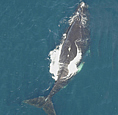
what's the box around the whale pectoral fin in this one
[23,96,56,115]
[77,62,85,73]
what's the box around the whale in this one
[23,2,90,115]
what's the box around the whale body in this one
[23,2,90,115]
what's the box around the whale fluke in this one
[23,96,56,115]
[23,2,90,115]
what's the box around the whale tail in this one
[23,96,56,115]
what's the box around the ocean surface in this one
[0,0,118,115]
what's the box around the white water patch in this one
[49,45,62,81]
[64,41,82,80]
[49,33,66,81]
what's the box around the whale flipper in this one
[23,96,56,115]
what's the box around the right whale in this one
[23,2,90,115]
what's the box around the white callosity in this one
[49,33,67,81]
[49,43,63,81]
[68,2,88,28]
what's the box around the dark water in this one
[0,0,118,115]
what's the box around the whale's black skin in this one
[23,2,90,115]
[48,2,90,99]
